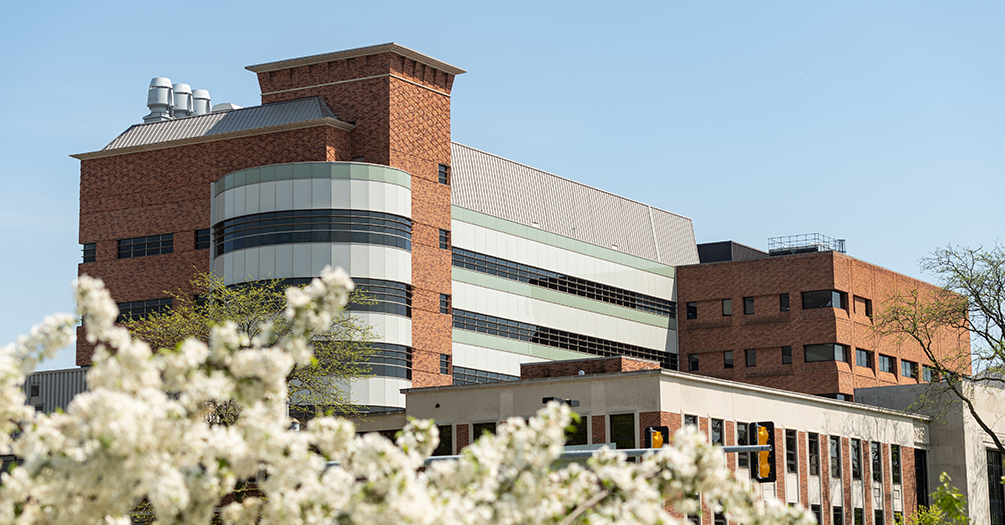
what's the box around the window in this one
[116,298,172,322]
[722,299,732,316]
[714,513,726,525]
[195,229,210,250]
[711,419,723,445]
[811,505,822,525]
[830,436,842,478]
[804,343,849,363]
[780,293,790,311]
[786,429,798,473]
[610,413,635,449]
[118,233,173,259]
[854,507,864,525]
[29,384,39,397]
[452,309,676,369]
[440,354,450,375]
[452,366,518,385]
[724,351,734,369]
[349,278,413,317]
[923,365,935,382]
[356,343,412,379]
[854,295,874,318]
[440,294,451,314]
[782,346,792,364]
[688,354,699,371]
[856,349,873,368]
[901,360,918,379]
[744,297,754,315]
[686,302,697,319]
[871,442,882,482]
[432,425,452,456]
[566,415,588,446]
[453,247,676,318]
[737,423,750,468]
[438,164,450,184]
[745,348,756,367]
[214,209,412,256]
[802,290,847,310]
[875,509,885,525]
[851,439,862,480]
[684,414,697,427]
[472,422,496,437]
[818,393,852,401]
[82,243,96,263]
[808,433,820,475]
[891,445,901,484]
[879,354,896,374]
[833,507,844,525]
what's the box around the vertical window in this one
[723,350,734,369]
[851,439,862,480]
[745,348,756,367]
[871,442,882,482]
[879,354,896,374]
[439,354,450,375]
[195,229,210,250]
[711,419,723,445]
[805,344,850,363]
[713,513,726,525]
[786,429,798,473]
[684,414,697,427]
[802,290,847,310]
[686,302,697,319]
[438,164,450,185]
[118,233,173,258]
[439,229,450,249]
[833,507,843,525]
[565,415,588,446]
[737,423,750,468]
[811,505,822,525]
[82,243,96,263]
[722,299,732,316]
[689,354,699,371]
[922,365,935,382]
[432,425,452,456]
[610,413,635,449]
[830,436,842,478]
[743,297,754,315]
[472,422,496,437]
[891,445,901,484]
[780,293,790,312]
[782,346,792,364]
[854,508,864,525]
[874,509,885,525]
[901,360,918,379]
[864,297,873,318]
[808,433,820,476]
[856,349,873,368]
[440,294,451,314]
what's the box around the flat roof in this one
[246,42,467,76]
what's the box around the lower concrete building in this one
[356,356,934,525]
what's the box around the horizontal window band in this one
[452,365,519,385]
[118,233,174,259]
[452,309,677,370]
[214,209,411,257]
[263,277,412,319]
[452,247,675,318]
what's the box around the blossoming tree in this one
[0,268,814,525]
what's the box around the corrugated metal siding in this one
[450,143,699,266]
[24,368,88,414]
[103,97,338,150]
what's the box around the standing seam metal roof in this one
[102,97,342,151]
[450,142,699,266]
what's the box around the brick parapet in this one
[521,356,660,380]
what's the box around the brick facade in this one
[678,250,971,399]
[521,356,661,380]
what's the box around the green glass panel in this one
[260,165,276,182]
[235,170,246,186]
[246,167,260,184]
[350,163,369,181]
[331,163,351,180]
[293,163,312,179]
[275,164,294,181]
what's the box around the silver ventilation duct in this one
[191,89,212,115]
[172,83,193,118]
[143,77,174,123]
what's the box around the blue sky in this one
[2,1,1003,370]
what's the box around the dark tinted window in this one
[439,354,450,375]
[355,343,411,380]
[566,415,588,446]
[786,429,798,473]
[805,343,849,363]
[746,348,756,367]
[808,433,820,475]
[724,350,733,369]
[871,442,882,482]
[857,349,873,368]
[851,439,862,479]
[117,298,172,322]
[439,229,450,249]
[438,164,449,184]
[610,413,635,449]
[684,414,697,427]
[711,419,723,444]
[195,229,210,250]
[432,425,452,456]
[82,243,96,263]
[737,423,749,468]
[453,366,518,385]
[743,297,754,315]
[686,302,697,319]
[830,436,842,478]
[782,346,792,364]
[833,507,843,525]
[780,293,790,311]
[722,298,732,316]
[802,290,847,310]
[891,445,901,483]
[118,234,173,259]
[440,294,451,314]
[902,360,918,378]
[879,354,896,373]
[472,422,496,437]
[689,354,699,371]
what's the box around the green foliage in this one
[122,271,378,419]
[897,473,972,525]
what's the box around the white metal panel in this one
[332,179,351,209]
[312,178,332,209]
[786,472,799,503]
[275,180,294,211]
[245,184,260,215]
[259,181,276,213]
[233,186,246,218]
[292,244,311,276]
[311,244,332,276]
[292,179,312,210]
[349,180,368,210]
[809,476,822,505]
[275,245,294,279]
[831,478,843,506]
[257,246,276,282]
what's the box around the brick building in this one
[677,237,970,401]
[73,43,697,412]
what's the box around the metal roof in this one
[71,97,352,159]
[246,42,466,76]
[450,142,699,266]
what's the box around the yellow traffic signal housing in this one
[752,421,776,483]
[645,426,669,448]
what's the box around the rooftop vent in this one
[171,83,193,118]
[143,78,174,123]
[192,89,212,115]
[142,77,213,122]
[211,102,243,113]
[768,233,846,256]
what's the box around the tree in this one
[121,271,378,420]
[898,473,973,525]
[874,243,1005,455]
[0,269,814,524]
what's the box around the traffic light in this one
[645,426,669,448]
[752,421,776,483]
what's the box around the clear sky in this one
[2,1,1003,370]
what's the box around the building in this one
[677,235,970,401]
[73,43,697,412]
[356,355,932,525]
